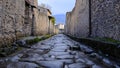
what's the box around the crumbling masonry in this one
[65,0,120,40]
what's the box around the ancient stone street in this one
[0,0,120,68]
[0,34,118,68]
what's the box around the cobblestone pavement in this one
[0,34,119,68]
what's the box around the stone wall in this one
[36,7,56,35]
[36,7,49,35]
[65,0,120,41]
[65,0,89,38]
[49,20,54,34]
[0,0,39,47]
[0,0,57,47]
[91,0,120,40]
[0,0,26,47]
[32,0,39,35]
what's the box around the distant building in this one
[56,24,65,33]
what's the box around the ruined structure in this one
[65,0,120,40]
[36,7,49,35]
[0,0,56,47]
[36,7,55,35]
[65,0,89,37]
[0,0,26,47]
[90,0,120,40]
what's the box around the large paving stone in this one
[80,45,94,54]
[20,56,44,61]
[64,65,69,68]
[9,54,23,62]
[68,63,89,68]
[36,61,64,68]
[51,46,68,52]
[44,57,56,61]
[32,45,51,50]
[76,58,86,63]
[58,59,74,64]
[84,59,94,65]
[92,65,103,68]
[7,62,39,68]
[55,44,68,46]
[51,48,67,52]
[48,51,70,56]
[56,54,74,59]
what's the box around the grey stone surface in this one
[0,34,118,68]
[0,0,56,47]
[65,0,120,41]
[92,65,102,68]
[56,54,74,59]
[76,58,86,63]
[37,61,63,68]
[0,0,39,46]
[48,51,70,56]
[65,0,89,38]
[91,0,120,40]
[68,63,89,68]
[7,62,39,68]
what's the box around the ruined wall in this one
[36,7,49,35]
[91,0,120,40]
[36,7,56,35]
[65,12,72,35]
[65,0,120,41]
[0,0,26,47]
[65,0,89,38]
[32,0,39,35]
[0,0,39,47]
[49,20,54,34]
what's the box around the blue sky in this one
[38,0,75,15]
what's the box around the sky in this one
[38,0,75,15]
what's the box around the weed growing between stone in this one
[26,34,52,45]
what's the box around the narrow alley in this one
[0,0,120,68]
[0,34,118,68]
